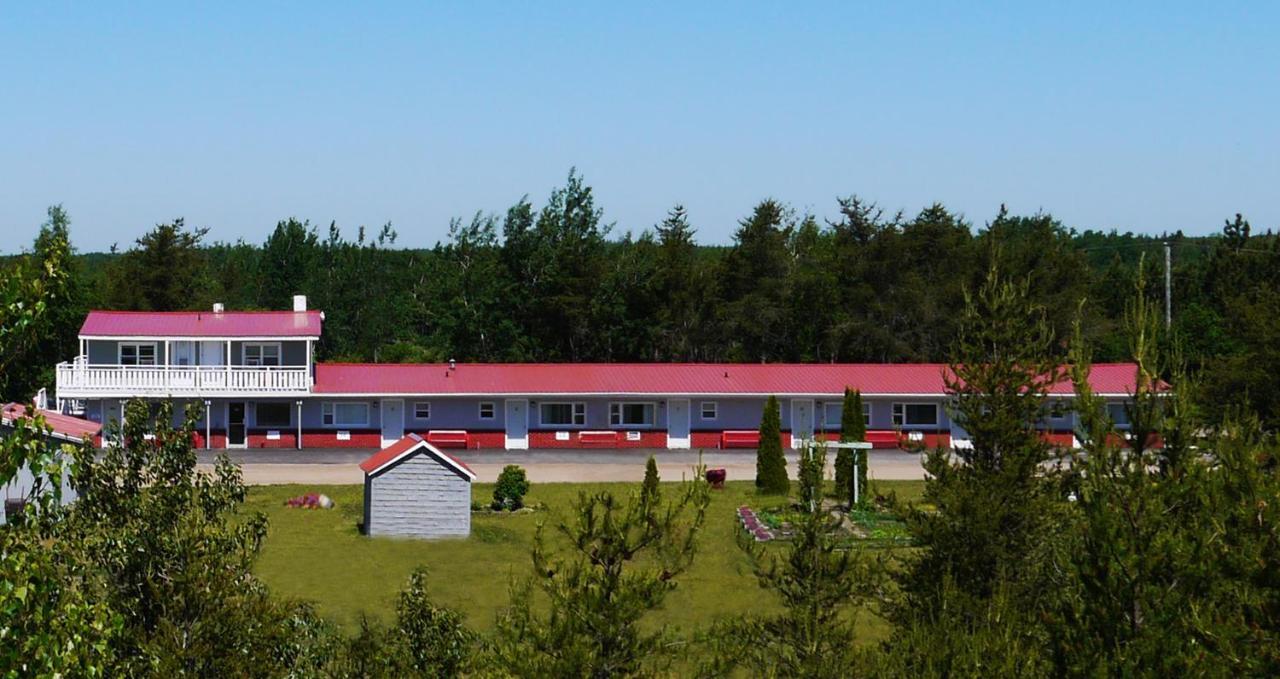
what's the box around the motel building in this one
[53,298,1139,451]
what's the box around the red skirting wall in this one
[470,431,506,449]
[527,430,667,449]
[301,430,382,448]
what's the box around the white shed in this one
[360,433,475,539]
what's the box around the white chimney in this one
[212,302,225,313]
[293,295,307,312]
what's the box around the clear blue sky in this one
[2,2,1276,252]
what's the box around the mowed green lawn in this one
[249,478,925,641]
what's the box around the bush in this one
[492,465,530,510]
[642,454,660,502]
[756,395,789,494]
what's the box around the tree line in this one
[4,170,1278,427]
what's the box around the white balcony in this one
[56,356,311,398]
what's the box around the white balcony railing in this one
[56,356,311,397]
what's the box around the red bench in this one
[720,430,761,449]
[578,431,619,446]
[426,430,470,449]
[864,430,901,448]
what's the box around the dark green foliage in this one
[0,207,76,401]
[641,454,660,503]
[104,218,212,311]
[755,395,788,494]
[833,388,869,507]
[488,474,711,677]
[709,442,881,677]
[388,568,473,677]
[894,263,1066,626]
[493,464,530,510]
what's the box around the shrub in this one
[492,465,530,510]
[642,454,660,503]
[756,395,789,494]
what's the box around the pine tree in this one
[756,395,789,494]
[708,442,880,677]
[834,388,868,507]
[641,454,660,503]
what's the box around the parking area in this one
[196,448,928,485]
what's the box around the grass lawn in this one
[249,478,924,642]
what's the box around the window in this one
[119,342,157,366]
[414,402,431,419]
[479,402,496,420]
[610,402,655,427]
[892,402,938,427]
[242,343,281,367]
[540,402,585,426]
[256,402,291,427]
[823,401,873,427]
[700,401,718,420]
[322,402,369,427]
[1106,403,1130,426]
[823,402,841,427]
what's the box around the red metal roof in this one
[2,403,102,442]
[360,433,476,479]
[316,362,1143,396]
[80,310,322,338]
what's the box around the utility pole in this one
[1163,241,1172,329]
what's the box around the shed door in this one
[504,399,528,450]
[381,399,404,448]
[667,399,690,449]
[790,399,815,449]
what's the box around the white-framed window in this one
[414,401,431,420]
[610,402,656,428]
[540,402,585,427]
[700,401,718,420]
[242,342,281,367]
[892,402,938,427]
[119,342,157,366]
[823,401,873,428]
[1106,402,1130,426]
[255,402,291,428]
[823,402,841,427]
[479,402,496,420]
[322,402,370,427]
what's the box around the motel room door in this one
[227,402,246,448]
[504,399,528,450]
[667,399,690,449]
[790,399,815,449]
[380,399,404,448]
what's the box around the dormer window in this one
[242,343,281,367]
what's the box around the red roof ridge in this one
[359,434,475,479]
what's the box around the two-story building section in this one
[55,298,1141,451]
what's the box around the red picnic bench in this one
[720,430,761,449]
[864,430,902,448]
[425,430,470,448]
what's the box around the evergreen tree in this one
[894,262,1067,625]
[756,395,789,494]
[709,442,880,677]
[257,218,319,308]
[641,454,660,503]
[488,477,710,676]
[104,218,212,311]
[834,388,869,507]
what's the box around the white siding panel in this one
[368,453,471,538]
